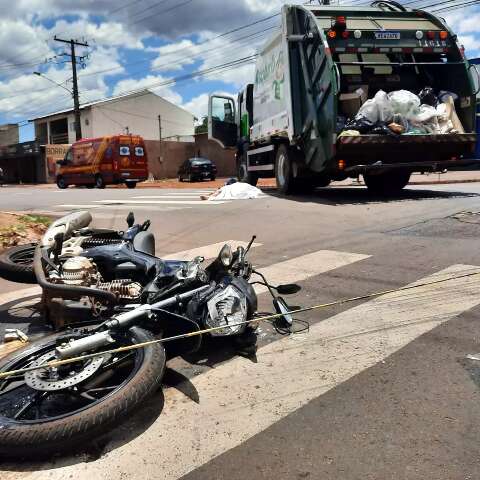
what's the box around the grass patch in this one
[0,213,52,250]
[19,214,52,228]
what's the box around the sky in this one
[0,0,478,142]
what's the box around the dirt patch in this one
[0,213,51,251]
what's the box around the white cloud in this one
[112,74,182,105]
[50,18,146,50]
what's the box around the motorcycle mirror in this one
[273,297,293,327]
[126,212,135,228]
[276,284,301,295]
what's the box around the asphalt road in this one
[2,182,480,479]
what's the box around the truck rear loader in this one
[208,1,479,195]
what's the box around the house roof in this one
[30,89,193,122]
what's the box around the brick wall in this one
[145,135,236,179]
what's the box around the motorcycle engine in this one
[61,256,98,285]
[206,285,247,336]
[51,256,142,300]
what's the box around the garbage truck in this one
[208,1,479,195]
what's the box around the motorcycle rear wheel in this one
[0,243,37,284]
[0,327,165,458]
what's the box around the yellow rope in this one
[1,268,479,380]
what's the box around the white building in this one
[32,90,195,145]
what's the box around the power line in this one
[110,0,149,15]
[129,0,195,27]
[77,13,279,81]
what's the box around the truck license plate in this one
[375,32,401,40]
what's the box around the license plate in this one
[375,32,400,40]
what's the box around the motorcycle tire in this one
[0,327,165,458]
[0,243,37,284]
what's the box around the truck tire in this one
[0,243,37,284]
[0,327,165,458]
[364,171,411,195]
[275,144,298,195]
[366,171,411,194]
[126,181,137,189]
[237,152,258,186]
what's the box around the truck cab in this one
[209,1,479,195]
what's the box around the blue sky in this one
[0,0,477,142]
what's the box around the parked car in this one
[56,135,149,189]
[178,157,217,182]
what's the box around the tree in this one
[195,116,208,135]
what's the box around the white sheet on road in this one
[207,182,264,201]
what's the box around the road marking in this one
[134,193,215,198]
[131,195,210,200]
[55,205,192,212]
[91,200,230,206]
[255,250,370,295]
[163,240,263,261]
[26,264,480,480]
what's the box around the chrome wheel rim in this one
[277,153,287,187]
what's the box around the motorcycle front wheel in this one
[0,327,165,458]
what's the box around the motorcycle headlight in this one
[219,244,233,267]
[206,285,247,336]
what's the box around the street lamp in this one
[33,72,73,97]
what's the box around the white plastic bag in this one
[355,98,378,123]
[388,90,420,119]
[374,90,394,122]
[413,104,438,123]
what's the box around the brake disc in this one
[24,351,107,391]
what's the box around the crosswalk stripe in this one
[254,250,370,295]
[91,200,230,206]
[134,193,214,198]
[33,264,480,480]
[131,195,210,200]
[55,204,193,211]
[163,240,263,261]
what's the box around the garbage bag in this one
[374,90,394,123]
[344,117,374,134]
[338,130,361,138]
[413,104,438,123]
[388,90,420,120]
[355,98,378,123]
[418,87,438,107]
[438,90,458,104]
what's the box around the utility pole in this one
[158,115,163,163]
[54,36,89,141]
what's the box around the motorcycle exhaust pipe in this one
[56,331,115,359]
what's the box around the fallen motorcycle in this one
[0,211,300,457]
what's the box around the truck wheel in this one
[237,152,258,186]
[275,145,298,195]
[364,171,411,195]
[126,182,137,189]
[56,176,68,189]
[95,175,106,189]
